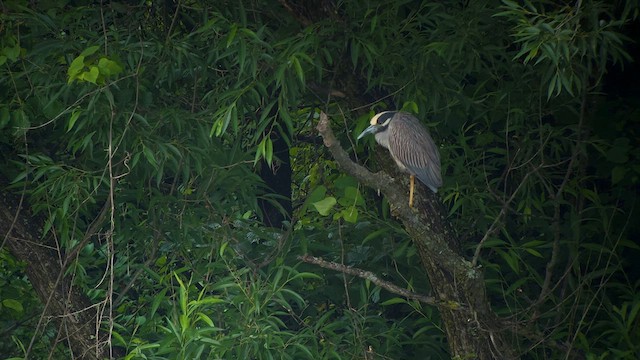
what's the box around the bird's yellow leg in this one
[409,175,415,208]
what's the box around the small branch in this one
[63,200,110,267]
[536,90,587,306]
[100,0,108,55]
[166,0,182,40]
[298,254,440,306]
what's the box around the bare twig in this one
[166,0,182,40]
[536,90,587,307]
[298,255,439,306]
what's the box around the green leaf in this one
[381,297,408,306]
[2,299,24,313]
[67,55,86,83]
[339,186,364,207]
[97,57,123,76]
[496,249,520,274]
[111,331,128,348]
[524,248,543,258]
[3,44,20,61]
[522,240,548,248]
[226,23,238,48]
[80,45,100,57]
[501,0,520,9]
[142,145,158,169]
[192,297,224,307]
[80,66,100,84]
[401,101,419,114]
[67,108,82,132]
[215,102,236,137]
[254,136,266,165]
[179,314,189,334]
[619,238,640,250]
[312,197,336,216]
[291,56,304,84]
[341,206,358,223]
[301,185,327,214]
[265,137,273,166]
[547,74,557,99]
[196,312,215,327]
[334,176,358,190]
[219,242,228,257]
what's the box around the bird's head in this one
[357,111,397,140]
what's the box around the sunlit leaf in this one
[312,197,336,216]
[2,299,23,313]
[80,45,100,57]
[341,206,358,223]
[67,108,82,132]
[67,55,85,83]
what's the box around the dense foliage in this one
[1,0,638,359]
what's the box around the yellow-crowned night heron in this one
[357,111,442,207]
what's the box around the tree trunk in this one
[316,112,515,359]
[0,183,112,359]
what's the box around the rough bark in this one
[0,183,111,359]
[317,112,515,360]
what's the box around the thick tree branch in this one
[317,112,465,272]
[316,112,391,190]
[0,181,113,359]
[316,111,516,359]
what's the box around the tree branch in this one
[0,183,114,359]
[316,112,463,270]
[315,111,516,360]
[316,112,392,190]
[298,254,440,306]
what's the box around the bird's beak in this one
[357,124,379,140]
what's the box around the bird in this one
[357,111,442,207]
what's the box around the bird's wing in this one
[388,113,442,192]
